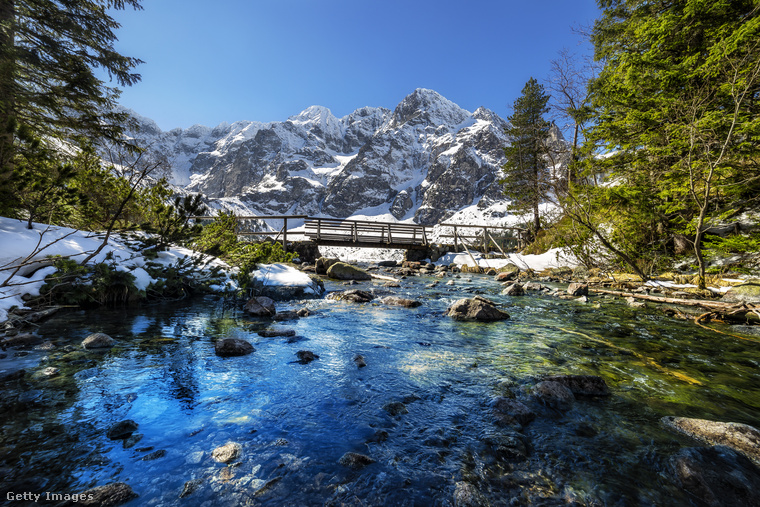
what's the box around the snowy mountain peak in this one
[118,89,564,225]
[391,88,471,129]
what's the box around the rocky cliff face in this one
[121,88,559,225]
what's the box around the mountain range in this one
[121,88,564,225]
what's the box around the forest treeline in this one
[1,1,759,293]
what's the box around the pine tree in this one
[0,0,143,193]
[501,77,552,236]
[585,0,760,287]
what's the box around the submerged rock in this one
[661,416,760,465]
[74,482,138,506]
[244,296,276,317]
[326,262,372,281]
[383,401,408,416]
[327,289,374,303]
[491,397,536,426]
[212,442,241,463]
[296,350,319,364]
[82,332,115,349]
[669,446,760,507]
[453,481,489,507]
[446,296,510,322]
[1,333,44,348]
[273,310,299,321]
[179,478,203,499]
[107,420,139,440]
[353,354,367,368]
[257,328,296,338]
[379,296,422,308]
[214,338,255,357]
[533,381,575,411]
[542,374,610,396]
[338,451,375,469]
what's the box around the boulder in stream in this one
[73,482,138,506]
[326,262,372,281]
[106,420,138,440]
[215,338,255,357]
[212,442,242,463]
[533,381,575,411]
[490,397,536,426]
[327,289,374,303]
[338,451,375,469]
[501,283,525,296]
[669,445,760,507]
[82,332,115,349]
[721,279,760,304]
[567,283,589,296]
[542,374,610,396]
[296,350,319,364]
[244,296,276,317]
[446,296,510,322]
[379,296,422,308]
[661,416,760,465]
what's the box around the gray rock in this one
[722,280,760,304]
[82,332,115,349]
[453,481,488,507]
[140,449,166,461]
[669,446,760,507]
[353,354,367,368]
[214,338,255,357]
[327,289,374,303]
[542,374,610,396]
[315,257,340,275]
[211,442,241,463]
[567,282,589,296]
[74,482,138,506]
[1,333,44,348]
[495,264,520,282]
[501,283,525,296]
[243,296,276,317]
[326,262,372,281]
[379,296,422,308]
[179,478,203,499]
[272,310,299,321]
[107,420,139,440]
[534,381,575,411]
[446,296,510,321]
[661,416,760,465]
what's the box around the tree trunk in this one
[0,0,16,175]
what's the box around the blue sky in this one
[107,0,601,131]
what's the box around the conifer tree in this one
[0,0,143,199]
[584,0,760,287]
[501,77,552,237]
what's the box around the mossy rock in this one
[326,262,371,281]
[722,279,760,304]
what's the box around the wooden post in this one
[317,219,321,240]
[482,227,488,253]
[283,217,288,251]
[352,222,358,242]
[387,224,393,244]
[454,226,459,252]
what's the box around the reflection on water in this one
[1,273,759,505]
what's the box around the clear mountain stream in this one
[1,270,759,505]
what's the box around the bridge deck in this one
[303,217,428,250]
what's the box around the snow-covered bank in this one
[436,247,579,272]
[0,217,237,323]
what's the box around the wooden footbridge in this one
[191,215,527,253]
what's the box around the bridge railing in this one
[303,217,428,247]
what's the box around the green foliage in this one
[143,256,227,299]
[192,211,295,290]
[703,233,760,256]
[501,77,552,235]
[39,256,141,307]
[1,125,79,228]
[137,183,206,248]
[1,0,144,175]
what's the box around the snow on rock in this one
[0,216,237,324]
[435,248,579,272]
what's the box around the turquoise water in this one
[1,272,759,505]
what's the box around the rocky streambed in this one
[1,260,760,506]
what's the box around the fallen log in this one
[589,287,759,326]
